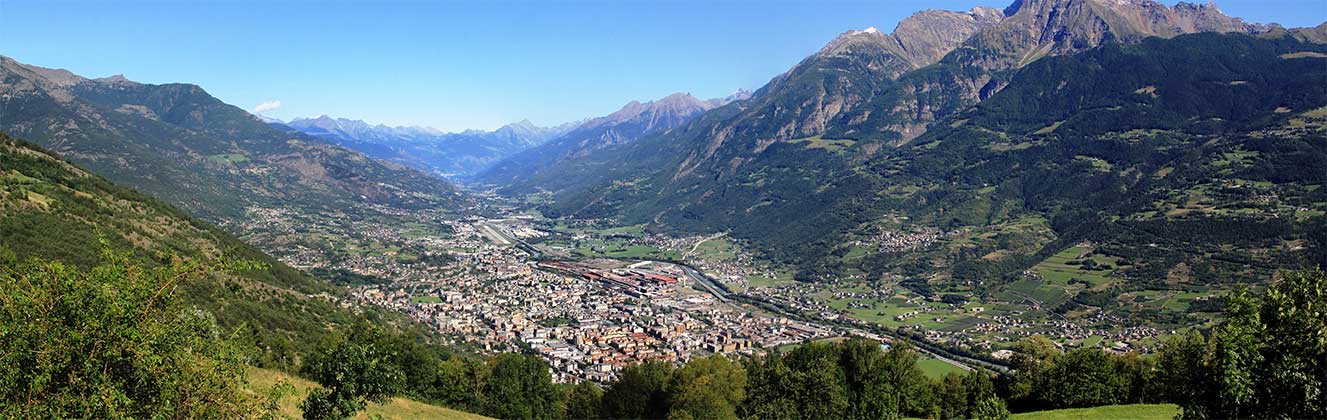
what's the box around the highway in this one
[676,260,1001,373]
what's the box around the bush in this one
[0,246,283,418]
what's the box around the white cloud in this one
[250,100,282,114]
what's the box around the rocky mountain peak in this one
[711,89,754,106]
[818,26,893,56]
[887,6,1008,67]
[965,0,1274,73]
[93,74,138,85]
[657,92,700,105]
[817,5,1007,71]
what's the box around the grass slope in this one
[1010,404,1180,420]
[916,357,968,380]
[246,368,491,420]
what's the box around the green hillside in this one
[0,133,424,370]
[537,33,1326,291]
[0,56,458,224]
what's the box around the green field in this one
[247,367,491,420]
[916,357,967,380]
[574,242,679,260]
[411,296,444,304]
[787,134,857,152]
[746,268,795,287]
[1010,404,1180,420]
[1032,245,1119,288]
[689,236,738,261]
[207,153,249,164]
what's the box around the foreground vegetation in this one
[0,134,431,371]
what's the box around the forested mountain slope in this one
[545,32,1326,290]
[0,133,423,370]
[502,0,1273,207]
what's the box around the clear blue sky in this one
[1,0,1322,131]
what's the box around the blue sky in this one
[2,0,1322,131]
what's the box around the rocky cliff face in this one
[886,7,1009,68]
[747,7,1009,146]
[963,0,1269,70]
[833,0,1275,146]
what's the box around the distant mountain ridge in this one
[282,115,576,178]
[477,90,750,185]
[0,55,459,225]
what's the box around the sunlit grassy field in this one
[245,367,492,420]
[916,357,968,380]
[1010,404,1181,420]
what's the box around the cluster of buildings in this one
[347,218,833,383]
[854,226,944,253]
[249,194,1176,382]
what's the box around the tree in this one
[434,357,486,411]
[935,370,1002,420]
[970,397,1010,420]
[564,381,604,420]
[1005,335,1059,410]
[1040,347,1128,408]
[0,247,283,418]
[1156,331,1213,418]
[482,353,561,420]
[603,361,673,420]
[785,343,851,419]
[667,355,747,420]
[1111,352,1156,404]
[739,354,800,420]
[1207,288,1264,419]
[840,338,898,420]
[1256,268,1326,418]
[876,342,933,418]
[300,327,406,420]
[1153,269,1325,419]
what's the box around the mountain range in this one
[480,0,1327,286]
[478,90,752,185]
[281,116,578,178]
[0,56,460,225]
